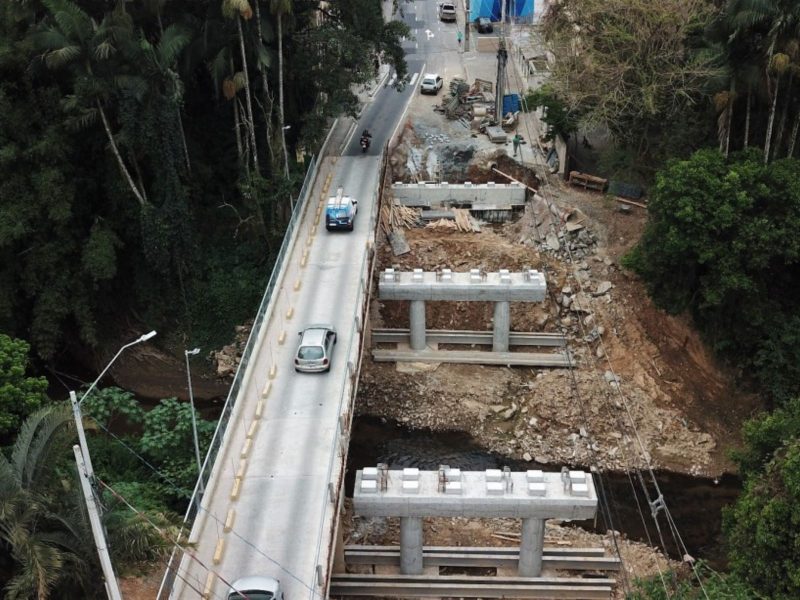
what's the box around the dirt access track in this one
[356,95,761,479]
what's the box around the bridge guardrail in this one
[158,125,333,598]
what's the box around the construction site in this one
[340,1,758,596]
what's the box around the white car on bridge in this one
[294,324,337,372]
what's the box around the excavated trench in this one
[346,417,740,568]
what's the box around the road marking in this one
[409,72,419,86]
[213,539,225,564]
[425,28,434,39]
[223,509,235,533]
[202,573,215,599]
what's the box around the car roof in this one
[228,576,280,594]
[300,325,334,345]
[423,73,440,79]
[327,195,353,206]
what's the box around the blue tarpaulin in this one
[470,0,534,21]
[503,94,521,116]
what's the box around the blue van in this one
[325,188,358,231]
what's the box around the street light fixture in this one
[184,347,204,496]
[70,330,157,600]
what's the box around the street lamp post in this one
[71,330,157,600]
[184,347,204,495]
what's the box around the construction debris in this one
[438,76,496,128]
[381,202,421,232]
[423,209,479,233]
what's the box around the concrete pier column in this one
[399,517,424,574]
[518,517,545,576]
[409,300,427,351]
[492,301,510,352]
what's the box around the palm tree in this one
[222,0,260,174]
[764,52,790,163]
[251,0,277,168]
[36,0,149,207]
[0,405,94,599]
[726,0,800,160]
[270,0,292,179]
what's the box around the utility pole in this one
[184,347,205,496]
[74,445,123,600]
[495,40,508,124]
[464,0,470,51]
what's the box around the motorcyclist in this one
[360,129,371,152]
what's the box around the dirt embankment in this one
[358,123,761,478]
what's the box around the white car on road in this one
[420,73,444,95]
[227,576,283,600]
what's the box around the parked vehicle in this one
[227,576,283,600]
[294,325,337,373]
[476,17,493,33]
[438,2,456,21]
[420,73,444,95]
[325,187,358,231]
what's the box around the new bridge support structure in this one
[378,268,547,352]
[354,467,598,577]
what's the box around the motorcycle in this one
[360,135,370,153]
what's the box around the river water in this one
[347,417,740,567]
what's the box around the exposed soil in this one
[358,119,762,478]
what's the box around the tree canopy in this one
[0,334,49,442]
[0,0,408,360]
[624,148,800,402]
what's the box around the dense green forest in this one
[0,0,408,360]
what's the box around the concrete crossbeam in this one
[392,182,526,210]
[379,269,546,302]
[353,470,597,520]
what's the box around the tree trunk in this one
[277,11,290,179]
[97,101,147,207]
[233,89,244,167]
[177,107,192,174]
[774,70,794,160]
[744,85,751,149]
[764,74,780,164]
[724,80,734,157]
[788,107,800,158]
[252,0,276,169]
[236,15,260,173]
